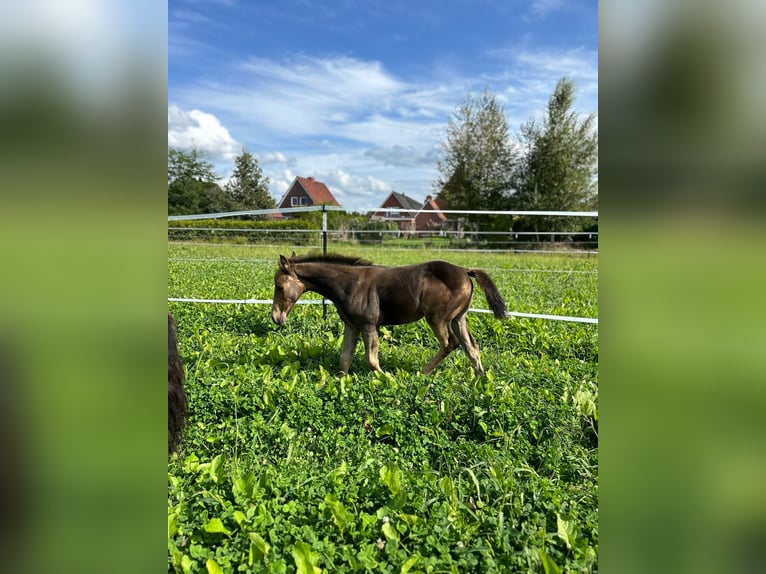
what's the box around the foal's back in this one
[367,261,473,326]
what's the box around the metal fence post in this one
[322,205,328,318]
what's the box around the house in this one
[371,191,423,233]
[414,195,449,234]
[276,176,341,212]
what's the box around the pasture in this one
[168,243,598,573]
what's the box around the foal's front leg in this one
[361,326,383,372]
[339,324,360,373]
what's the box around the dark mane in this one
[293,252,374,266]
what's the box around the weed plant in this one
[168,244,598,573]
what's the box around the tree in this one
[512,77,598,235]
[225,148,275,213]
[167,148,220,215]
[435,89,517,227]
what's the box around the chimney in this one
[308,176,314,182]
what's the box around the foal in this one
[271,254,507,376]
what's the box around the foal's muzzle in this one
[271,308,286,326]
[272,304,293,326]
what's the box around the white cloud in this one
[259,151,294,166]
[169,49,597,211]
[241,54,403,104]
[321,169,391,206]
[515,49,598,83]
[185,54,406,136]
[167,104,240,161]
[364,145,438,168]
[173,54,460,143]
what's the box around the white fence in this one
[168,207,598,324]
[168,205,598,254]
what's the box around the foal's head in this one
[271,254,305,326]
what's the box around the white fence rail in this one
[168,206,598,221]
[168,207,598,324]
[167,297,598,325]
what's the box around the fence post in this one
[322,205,328,319]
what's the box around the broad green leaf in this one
[292,541,321,574]
[206,559,224,574]
[379,462,402,496]
[204,517,231,536]
[168,512,178,539]
[356,544,378,570]
[330,460,348,486]
[248,532,271,561]
[376,423,394,437]
[439,476,455,498]
[382,522,399,542]
[324,494,351,532]
[539,549,562,574]
[401,554,420,574]
[180,554,193,574]
[210,453,225,484]
[556,514,576,549]
[391,490,407,511]
[233,472,255,500]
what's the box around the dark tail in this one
[468,270,508,319]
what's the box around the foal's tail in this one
[468,270,508,319]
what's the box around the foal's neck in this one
[296,262,358,301]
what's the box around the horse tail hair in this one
[468,270,508,319]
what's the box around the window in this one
[300,197,308,206]
[291,197,298,206]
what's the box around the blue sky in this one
[169,0,597,212]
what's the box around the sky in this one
[168,0,598,213]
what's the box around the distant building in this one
[415,195,449,234]
[371,191,423,233]
[370,192,453,235]
[276,176,341,214]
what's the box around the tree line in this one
[436,77,597,234]
[169,76,597,234]
[168,148,275,216]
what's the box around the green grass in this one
[168,243,598,573]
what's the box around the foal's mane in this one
[292,252,374,267]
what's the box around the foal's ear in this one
[291,251,297,258]
[279,255,291,273]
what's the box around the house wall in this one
[372,195,401,219]
[369,195,413,233]
[279,184,312,209]
[415,208,448,234]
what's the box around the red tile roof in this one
[296,176,340,206]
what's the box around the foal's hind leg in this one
[451,314,484,376]
[361,326,383,372]
[422,319,460,375]
[339,324,360,373]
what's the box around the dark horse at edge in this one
[168,313,187,454]
[271,253,507,376]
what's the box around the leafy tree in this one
[435,89,517,227]
[225,148,275,213]
[512,77,598,235]
[167,148,220,215]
